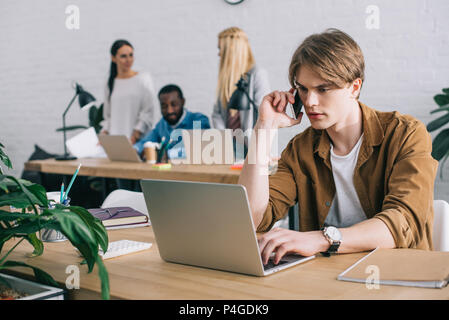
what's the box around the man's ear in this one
[350,78,363,99]
[181,98,186,107]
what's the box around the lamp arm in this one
[63,93,78,118]
[61,93,78,156]
[243,89,257,108]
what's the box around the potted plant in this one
[427,87,449,178]
[0,142,110,299]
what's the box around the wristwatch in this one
[320,226,342,257]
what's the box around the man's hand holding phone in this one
[256,88,303,130]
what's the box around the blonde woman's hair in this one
[217,27,255,109]
[289,28,365,97]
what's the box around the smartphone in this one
[291,90,303,119]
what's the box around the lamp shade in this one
[75,83,96,109]
[227,76,250,110]
[56,83,97,161]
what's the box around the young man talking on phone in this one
[238,28,438,265]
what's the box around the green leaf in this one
[0,260,59,288]
[0,210,39,222]
[55,125,88,132]
[5,176,44,213]
[0,175,8,193]
[0,233,13,255]
[96,256,110,300]
[1,218,53,236]
[0,143,13,171]
[95,104,104,124]
[68,206,108,253]
[89,106,98,127]
[430,105,449,114]
[431,128,449,161]
[42,207,99,273]
[24,233,44,257]
[0,191,33,208]
[439,151,449,179]
[27,183,48,208]
[442,88,449,95]
[427,113,449,132]
[434,94,449,107]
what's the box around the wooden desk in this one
[4,227,449,300]
[24,158,240,184]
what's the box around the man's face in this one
[295,65,361,131]
[160,91,185,125]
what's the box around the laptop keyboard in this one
[263,258,290,271]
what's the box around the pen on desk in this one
[164,139,173,151]
[60,182,64,203]
[62,163,82,203]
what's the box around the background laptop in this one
[140,179,315,276]
[98,135,142,163]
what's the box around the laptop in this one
[140,179,315,276]
[98,135,142,163]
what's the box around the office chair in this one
[433,199,449,251]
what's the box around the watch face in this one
[326,227,342,242]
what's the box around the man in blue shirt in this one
[134,84,210,159]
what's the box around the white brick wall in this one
[1,0,448,200]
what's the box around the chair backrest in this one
[433,200,449,251]
[101,189,148,216]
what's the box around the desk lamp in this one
[56,83,96,161]
[227,75,256,111]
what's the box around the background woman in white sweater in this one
[100,39,157,144]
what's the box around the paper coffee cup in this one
[144,142,157,164]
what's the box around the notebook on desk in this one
[98,134,142,163]
[140,179,315,276]
[338,247,449,288]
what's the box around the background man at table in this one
[134,84,211,160]
[238,28,438,266]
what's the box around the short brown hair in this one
[289,28,365,91]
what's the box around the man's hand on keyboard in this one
[257,228,328,265]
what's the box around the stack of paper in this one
[66,127,107,158]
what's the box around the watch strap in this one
[320,241,340,257]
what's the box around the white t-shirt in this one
[101,72,157,138]
[324,134,367,228]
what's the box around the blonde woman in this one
[212,27,270,132]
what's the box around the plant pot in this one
[0,273,64,300]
